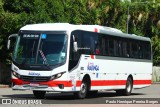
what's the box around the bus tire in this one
[33,91,46,99]
[74,81,88,99]
[125,77,133,96]
[116,77,133,96]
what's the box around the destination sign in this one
[23,34,39,38]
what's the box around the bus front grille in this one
[21,75,50,82]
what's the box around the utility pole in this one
[126,6,130,34]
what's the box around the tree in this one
[0,0,160,68]
[152,35,160,65]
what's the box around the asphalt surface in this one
[0,84,159,104]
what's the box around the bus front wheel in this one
[33,91,46,99]
[74,81,88,99]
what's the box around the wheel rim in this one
[80,83,86,94]
[127,80,132,93]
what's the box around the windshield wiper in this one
[39,49,51,70]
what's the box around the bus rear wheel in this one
[116,77,133,96]
[74,81,88,99]
[33,91,46,99]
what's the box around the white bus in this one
[7,23,152,99]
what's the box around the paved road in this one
[0,84,159,104]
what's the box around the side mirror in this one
[73,42,78,52]
[7,34,18,50]
[7,40,11,50]
[72,35,78,52]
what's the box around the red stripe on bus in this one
[12,78,24,85]
[133,80,151,85]
[90,80,126,86]
[12,79,72,87]
[90,80,151,86]
[12,79,151,87]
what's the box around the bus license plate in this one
[30,83,39,87]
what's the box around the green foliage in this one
[0,0,160,66]
[152,35,160,65]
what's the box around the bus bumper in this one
[12,85,73,92]
[11,79,80,92]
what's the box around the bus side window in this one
[95,41,100,55]
[131,41,138,58]
[101,36,106,56]
[143,42,151,59]
[114,40,118,56]
[108,39,114,56]
[138,43,143,59]
[90,36,95,55]
[69,30,81,71]
[105,38,109,56]
[123,42,127,57]
[114,39,122,57]
[123,40,130,58]
[118,41,122,57]
[81,32,92,55]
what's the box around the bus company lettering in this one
[28,72,40,76]
[87,62,99,71]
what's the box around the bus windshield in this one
[13,31,67,66]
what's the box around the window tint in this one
[108,39,114,56]
[137,43,143,59]
[143,42,151,59]
[123,41,130,57]
[69,30,151,70]
[131,41,139,58]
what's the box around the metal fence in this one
[152,66,160,83]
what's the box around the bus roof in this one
[20,23,151,42]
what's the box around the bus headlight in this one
[12,71,21,79]
[50,71,66,80]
